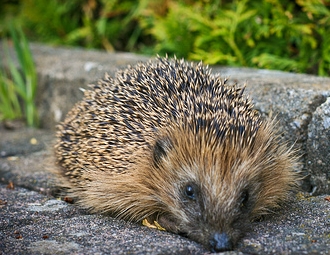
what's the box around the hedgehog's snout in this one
[209,232,233,252]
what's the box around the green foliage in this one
[1,0,330,76]
[0,66,22,121]
[188,0,257,66]
[0,26,39,127]
[140,2,196,58]
[17,0,146,52]
[141,0,330,75]
[21,0,83,44]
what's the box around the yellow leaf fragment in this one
[142,218,166,231]
[154,221,166,231]
[142,218,157,229]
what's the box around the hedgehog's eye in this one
[184,184,196,200]
[240,190,249,209]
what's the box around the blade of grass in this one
[0,68,22,120]
[1,25,39,127]
[9,25,39,127]
[16,28,38,126]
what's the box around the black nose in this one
[209,232,233,252]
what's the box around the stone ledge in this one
[1,181,329,254]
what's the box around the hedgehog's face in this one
[169,168,255,252]
[153,164,255,252]
[148,126,290,252]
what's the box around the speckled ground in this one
[0,180,329,254]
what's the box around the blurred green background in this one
[1,0,330,75]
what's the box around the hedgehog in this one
[55,57,298,252]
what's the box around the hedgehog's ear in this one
[153,136,173,167]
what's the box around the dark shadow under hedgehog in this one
[55,57,298,252]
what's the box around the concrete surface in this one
[1,181,329,255]
[0,43,329,254]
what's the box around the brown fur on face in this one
[55,57,298,252]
